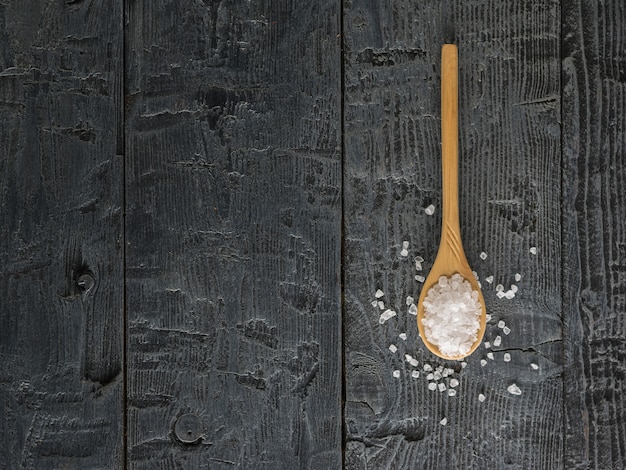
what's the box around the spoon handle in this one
[440,45,462,253]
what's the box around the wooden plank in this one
[124,1,342,468]
[343,1,562,468]
[562,0,626,467]
[0,1,123,468]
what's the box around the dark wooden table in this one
[1,1,624,468]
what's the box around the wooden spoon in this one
[416,44,486,360]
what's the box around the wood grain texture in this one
[343,1,562,468]
[0,1,123,468]
[124,1,341,468]
[562,1,626,468]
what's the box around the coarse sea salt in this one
[421,274,482,357]
[478,393,486,402]
[379,309,396,324]
[503,326,511,335]
[480,252,488,260]
[515,273,522,282]
[388,344,398,353]
[375,289,385,298]
[392,370,401,378]
[406,296,415,306]
[438,383,446,392]
[399,333,407,341]
[480,359,487,367]
[412,370,420,378]
[485,275,494,284]
[498,320,506,329]
[408,304,417,315]
[530,247,537,255]
[507,383,522,395]
[448,389,457,396]
[402,241,410,249]
[428,382,437,391]
[449,378,459,388]
[440,417,448,425]
[531,363,539,370]
[493,335,502,347]
[503,353,511,362]
[415,275,425,283]
[425,204,435,215]
[400,249,409,257]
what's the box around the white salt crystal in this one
[406,296,415,306]
[388,344,398,353]
[449,378,459,388]
[427,373,434,380]
[486,314,492,322]
[503,353,511,362]
[392,370,401,378]
[448,389,457,396]
[511,284,518,293]
[495,284,504,292]
[420,273,482,357]
[480,252,488,260]
[409,358,419,367]
[375,289,385,298]
[415,260,422,271]
[496,291,506,299]
[415,256,424,263]
[507,383,522,395]
[425,204,435,215]
[423,364,433,372]
[378,301,385,310]
[379,309,396,324]
[498,320,506,329]
[531,363,539,370]
[415,275,425,282]
[399,333,407,341]
[485,275,494,284]
[408,304,417,315]
[460,361,467,368]
[487,352,494,360]
[438,383,446,392]
[472,271,479,280]
[440,417,447,425]
[478,393,486,402]
[480,359,487,367]
[400,249,409,257]
[433,371,442,380]
[503,326,511,335]
[402,241,410,249]
[405,354,414,363]
[428,382,437,391]
[515,273,522,282]
[530,247,537,255]
[444,367,455,377]
[493,335,502,347]
[504,290,515,299]
[484,341,491,349]
[412,370,420,378]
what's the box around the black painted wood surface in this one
[0,1,624,469]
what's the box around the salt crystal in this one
[438,383,446,392]
[371,300,378,308]
[480,359,487,367]
[515,273,522,282]
[504,290,515,299]
[433,371,442,380]
[484,341,491,349]
[408,304,417,315]
[493,335,502,347]
[399,333,407,341]
[392,370,401,378]
[388,344,398,353]
[415,275,425,283]
[498,320,506,329]
[487,352,494,360]
[448,389,457,396]
[444,367,455,377]
[378,301,385,310]
[405,354,414,363]
[415,256,424,263]
[460,361,467,368]
[427,373,434,380]
[495,284,504,292]
[402,241,410,249]
[507,383,522,395]
[449,378,459,388]
[425,204,435,215]
[400,249,409,257]
[421,273,482,357]
[428,382,437,391]
[409,358,419,367]
[478,393,486,402]
[480,252,488,260]
[503,353,511,362]
[486,314,492,322]
[412,370,420,378]
[440,417,447,425]
[379,309,397,324]
[511,284,518,293]
[531,363,539,370]
[530,247,537,255]
[472,271,479,280]
[503,326,511,335]
[423,364,433,372]
[375,289,384,298]
[496,291,506,299]
[406,296,415,306]
[485,275,494,284]
[415,260,422,271]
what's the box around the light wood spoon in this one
[417,44,487,360]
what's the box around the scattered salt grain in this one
[415,260,422,270]
[400,249,409,257]
[392,370,401,378]
[399,333,407,341]
[498,320,506,329]
[531,363,539,370]
[530,247,537,255]
[478,393,486,402]
[480,252,488,260]
[486,314,492,322]
[493,335,502,347]
[503,353,511,362]
[440,417,447,425]
[507,383,522,395]
[427,373,435,380]
[409,358,419,367]
[423,364,433,372]
[487,352,494,360]
[515,273,522,282]
[496,291,506,299]
[388,344,398,353]
[425,204,435,215]
[480,359,487,367]
[428,382,437,391]
[448,389,457,396]
[371,300,378,308]
[504,290,515,299]
[375,289,384,298]
[415,275,425,282]
[510,284,518,293]
[433,370,442,380]
[379,309,396,324]
[503,326,511,335]
[421,273,482,357]
[472,271,479,280]
[484,341,491,349]
[402,241,410,249]
[378,301,385,310]
[406,296,415,306]
[438,383,446,392]
[449,378,459,388]
[415,256,424,263]
[485,275,494,284]
[444,367,455,377]
[412,371,420,378]
[408,304,417,315]
[405,354,414,363]
[460,361,467,368]
[495,284,504,293]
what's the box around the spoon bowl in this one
[416,44,487,360]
